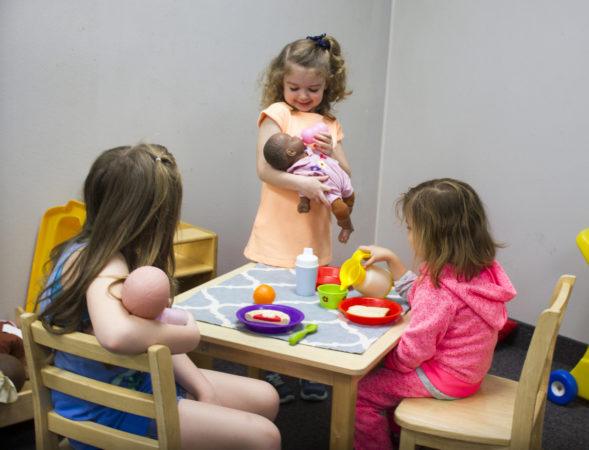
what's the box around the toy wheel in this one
[548,369,578,405]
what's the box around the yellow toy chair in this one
[25,200,86,313]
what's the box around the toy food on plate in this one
[347,305,390,318]
[245,309,291,325]
[339,297,403,325]
[236,305,304,334]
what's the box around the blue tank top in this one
[41,242,152,450]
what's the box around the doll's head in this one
[261,34,351,119]
[263,133,307,171]
[122,266,170,319]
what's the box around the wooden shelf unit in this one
[173,222,217,293]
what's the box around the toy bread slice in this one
[347,305,390,318]
[245,309,291,325]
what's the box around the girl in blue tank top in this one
[37,144,280,450]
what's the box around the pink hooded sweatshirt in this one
[385,261,516,398]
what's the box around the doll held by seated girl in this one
[121,265,189,325]
[264,132,355,243]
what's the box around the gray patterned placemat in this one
[176,264,408,354]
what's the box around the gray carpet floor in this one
[1,321,588,449]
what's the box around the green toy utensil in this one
[288,323,318,345]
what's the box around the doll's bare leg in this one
[332,198,354,243]
[343,192,355,214]
[298,196,311,213]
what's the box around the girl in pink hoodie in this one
[354,178,517,450]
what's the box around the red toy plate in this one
[339,297,403,325]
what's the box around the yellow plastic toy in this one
[547,228,589,405]
[25,200,86,312]
[339,249,369,289]
[340,249,393,298]
[576,228,589,265]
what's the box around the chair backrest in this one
[511,275,576,449]
[25,200,86,312]
[20,313,181,450]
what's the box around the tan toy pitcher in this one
[339,249,393,298]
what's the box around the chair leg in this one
[399,429,418,450]
[530,407,545,450]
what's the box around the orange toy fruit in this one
[253,284,276,304]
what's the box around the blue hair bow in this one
[306,33,330,50]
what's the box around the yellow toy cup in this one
[317,284,348,309]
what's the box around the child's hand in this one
[359,245,408,280]
[298,175,331,207]
[313,132,334,156]
[182,313,201,350]
[359,245,396,266]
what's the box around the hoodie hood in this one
[434,261,517,330]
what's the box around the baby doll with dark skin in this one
[263,132,355,243]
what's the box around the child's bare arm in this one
[172,354,221,405]
[87,254,200,355]
[359,245,407,281]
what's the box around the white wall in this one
[379,0,589,342]
[0,1,391,318]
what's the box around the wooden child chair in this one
[394,274,576,450]
[21,312,181,450]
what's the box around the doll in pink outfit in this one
[263,132,355,242]
[353,178,517,450]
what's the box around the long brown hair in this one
[37,144,182,333]
[396,178,502,287]
[261,34,351,119]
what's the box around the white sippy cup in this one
[295,248,319,296]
